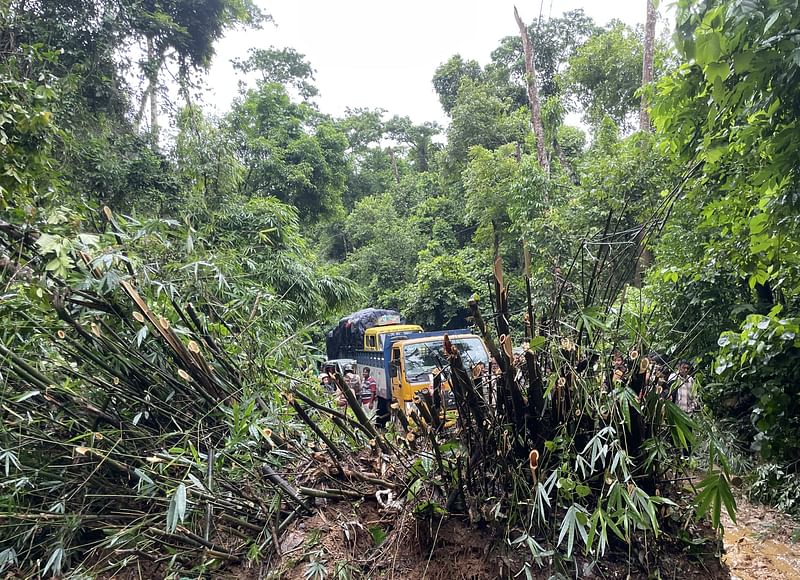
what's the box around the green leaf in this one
[368,526,387,546]
[166,483,187,533]
[77,233,100,248]
[704,61,730,83]
[733,51,754,73]
[749,212,769,235]
[557,504,589,557]
[695,471,736,528]
[42,546,63,577]
[35,232,61,254]
[763,9,782,34]
[703,145,728,163]
[12,390,40,402]
[696,33,721,65]
[529,335,547,351]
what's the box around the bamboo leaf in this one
[166,483,187,533]
[42,546,63,577]
[12,390,39,402]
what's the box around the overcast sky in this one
[201,0,671,126]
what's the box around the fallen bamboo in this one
[298,486,365,500]
[286,393,344,461]
[260,464,312,511]
[291,387,370,441]
[332,373,392,454]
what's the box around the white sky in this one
[201,0,671,126]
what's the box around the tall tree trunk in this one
[639,0,657,131]
[513,6,549,175]
[134,83,152,130]
[634,0,657,286]
[387,147,400,184]
[147,35,159,147]
[417,145,428,172]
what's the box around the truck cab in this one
[362,324,423,351]
[354,324,422,399]
[385,330,490,406]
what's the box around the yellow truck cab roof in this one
[363,324,423,350]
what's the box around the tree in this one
[132,0,266,142]
[487,9,598,105]
[232,46,318,100]
[446,79,528,168]
[384,115,442,173]
[653,0,800,313]
[463,144,523,260]
[401,247,481,329]
[334,108,395,209]
[212,196,360,322]
[226,82,348,221]
[651,0,800,461]
[174,105,244,216]
[432,54,483,114]
[566,21,648,129]
[342,194,422,307]
[640,0,657,130]
[0,45,61,212]
[514,6,549,174]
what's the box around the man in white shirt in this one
[669,360,696,414]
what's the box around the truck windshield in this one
[403,337,489,383]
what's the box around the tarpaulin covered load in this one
[326,308,404,360]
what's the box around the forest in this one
[1,0,799,578]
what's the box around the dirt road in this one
[722,496,800,579]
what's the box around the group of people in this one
[319,364,392,429]
[609,350,697,415]
[320,364,375,406]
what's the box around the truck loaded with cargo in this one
[325,308,490,412]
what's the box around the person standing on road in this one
[669,360,697,414]
[669,360,696,459]
[343,364,360,398]
[375,368,392,430]
[361,367,377,409]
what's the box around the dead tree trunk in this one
[639,0,657,131]
[135,38,164,146]
[514,6,550,175]
[147,38,158,146]
[387,147,400,184]
[634,0,657,286]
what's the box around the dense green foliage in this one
[3,0,800,575]
[650,0,800,463]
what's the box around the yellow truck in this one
[326,309,489,411]
[357,327,489,408]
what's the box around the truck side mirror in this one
[390,362,398,378]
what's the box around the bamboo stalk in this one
[204,445,214,542]
[332,373,392,454]
[219,512,264,534]
[286,394,344,461]
[260,464,311,511]
[291,387,371,440]
[147,527,239,561]
[297,486,364,500]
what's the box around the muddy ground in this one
[721,493,800,580]
[250,491,799,580]
[91,487,800,579]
